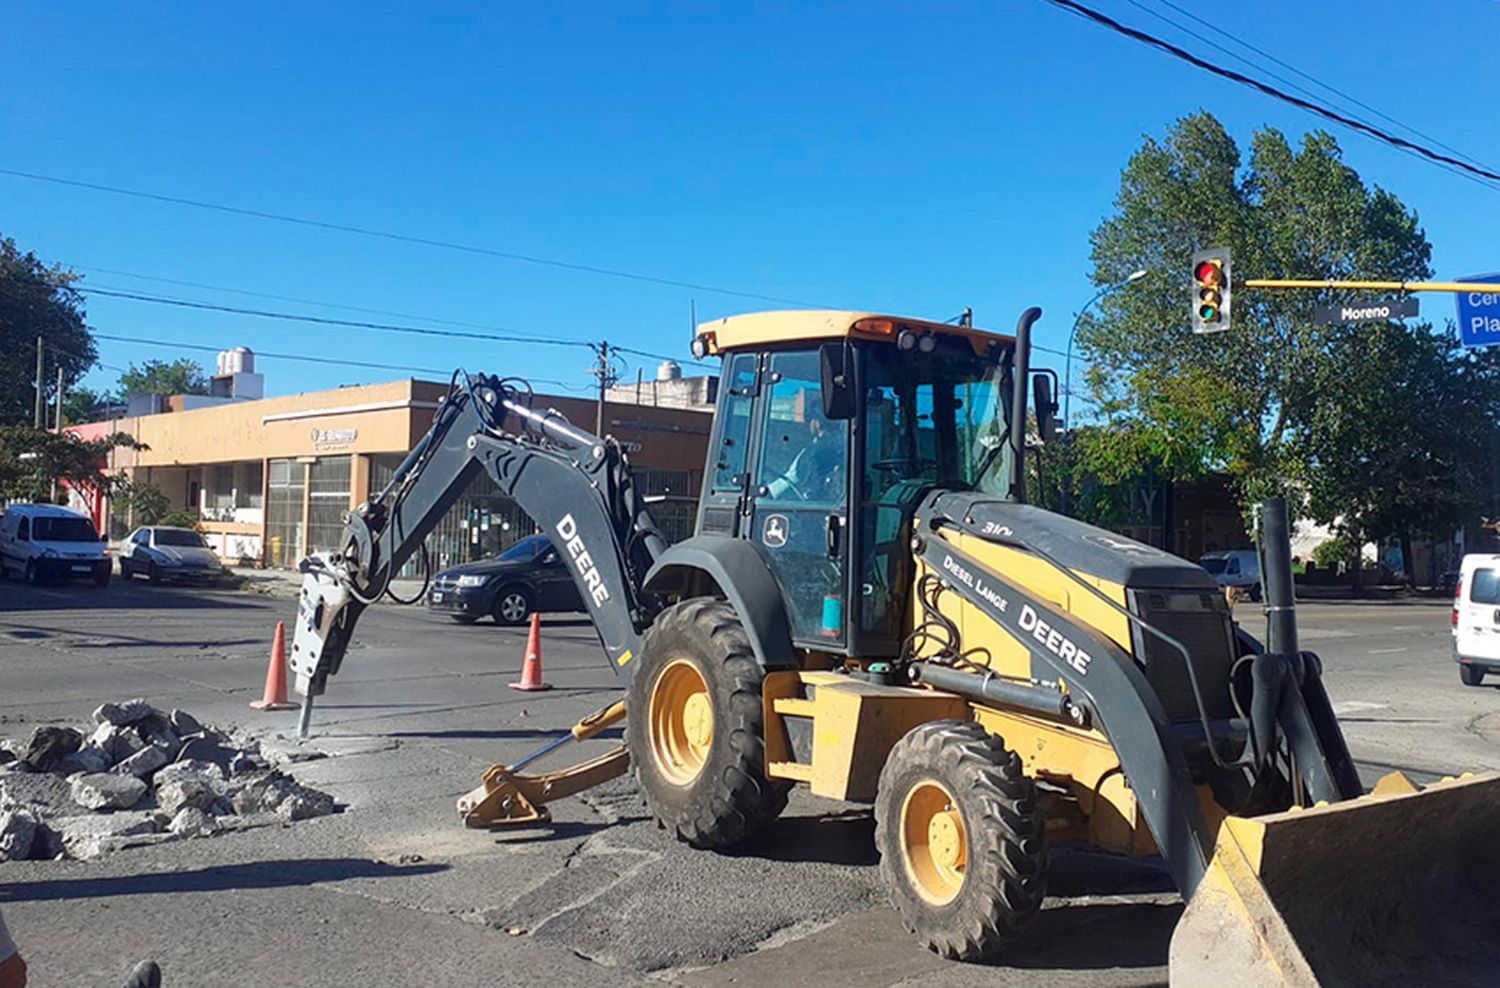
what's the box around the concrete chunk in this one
[156,759,227,786]
[69,772,148,811]
[92,699,155,727]
[0,809,38,861]
[56,746,112,776]
[168,806,217,838]
[91,722,146,765]
[168,709,203,737]
[54,812,158,859]
[113,745,170,779]
[21,726,83,771]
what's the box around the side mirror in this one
[819,342,857,421]
[1032,371,1059,444]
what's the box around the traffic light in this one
[1191,247,1232,334]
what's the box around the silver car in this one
[118,526,225,584]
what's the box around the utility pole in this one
[34,336,45,428]
[592,341,615,437]
[54,366,64,431]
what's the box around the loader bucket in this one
[1169,771,1500,987]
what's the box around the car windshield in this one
[33,517,100,542]
[1200,558,1229,574]
[498,536,548,561]
[154,529,207,548]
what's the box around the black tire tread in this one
[628,597,788,849]
[1460,663,1485,687]
[875,719,1046,962]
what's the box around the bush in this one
[158,510,200,530]
[1311,536,1353,571]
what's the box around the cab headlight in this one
[40,548,58,558]
[456,574,489,588]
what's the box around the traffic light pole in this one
[1243,279,1500,294]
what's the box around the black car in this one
[426,534,584,626]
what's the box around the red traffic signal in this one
[1191,248,1232,334]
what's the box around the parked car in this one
[426,534,583,626]
[118,526,225,584]
[0,503,111,586]
[1198,548,1261,601]
[1453,553,1500,687]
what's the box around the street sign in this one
[1312,298,1419,324]
[1456,274,1500,348]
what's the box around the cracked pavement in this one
[1,578,1494,987]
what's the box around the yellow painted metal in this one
[457,745,630,827]
[1243,278,1500,294]
[760,669,968,799]
[900,779,968,906]
[570,698,627,741]
[649,658,714,786]
[695,309,1013,357]
[1169,771,1500,986]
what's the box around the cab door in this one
[696,353,760,538]
[745,350,850,648]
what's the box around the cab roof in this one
[695,310,1015,356]
[4,503,88,518]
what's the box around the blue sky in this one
[4,2,1498,408]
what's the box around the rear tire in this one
[93,568,110,587]
[1461,663,1486,687]
[875,719,1046,961]
[450,614,479,625]
[1247,583,1263,603]
[492,587,533,626]
[119,557,132,579]
[627,597,788,849]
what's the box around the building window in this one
[265,458,305,568]
[306,456,352,556]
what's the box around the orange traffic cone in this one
[508,613,552,692]
[251,621,297,711]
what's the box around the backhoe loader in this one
[289,308,1500,985]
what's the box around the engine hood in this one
[155,545,221,567]
[437,558,529,580]
[919,493,1215,590]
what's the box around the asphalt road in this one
[0,575,1492,988]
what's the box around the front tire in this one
[626,598,788,849]
[1461,663,1486,687]
[450,614,479,625]
[24,561,41,586]
[148,561,163,585]
[492,587,534,626]
[875,719,1046,961]
[119,557,132,579]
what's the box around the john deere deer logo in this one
[762,514,789,548]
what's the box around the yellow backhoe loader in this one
[288,307,1500,985]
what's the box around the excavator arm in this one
[288,373,668,723]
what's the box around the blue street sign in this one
[1456,273,1500,348]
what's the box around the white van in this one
[0,503,111,586]
[1198,549,1261,601]
[1454,553,1500,686]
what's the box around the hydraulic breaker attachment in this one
[457,700,630,827]
[1170,770,1500,987]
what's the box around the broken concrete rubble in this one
[0,700,339,861]
[70,772,148,811]
[92,698,153,727]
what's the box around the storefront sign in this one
[311,427,358,450]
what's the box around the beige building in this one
[74,375,712,569]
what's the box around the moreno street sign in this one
[1312,298,1419,324]
[1456,273,1500,348]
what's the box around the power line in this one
[1044,0,1500,187]
[0,166,823,308]
[76,284,595,348]
[1142,0,1494,174]
[93,332,593,391]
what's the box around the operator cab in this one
[691,310,1046,659]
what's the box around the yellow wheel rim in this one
[900,780,968,905]
[649,658,714,786]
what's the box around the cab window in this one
[16,518,29,541]
[709,354,759,494]
[753,351,847,506]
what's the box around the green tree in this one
[118,358,209,397]
[113,476,171,525]
[0,237,96,426]
[61,386,110,426]
[1081,111,1438,515]
[0,426,146,503]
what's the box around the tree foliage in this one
[118,358,210,397]
[112,476,171,525]
[1079,112,1492,549]
[0,237,96,426]
[0,426,146,503]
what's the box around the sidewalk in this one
[228,566,429,603]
